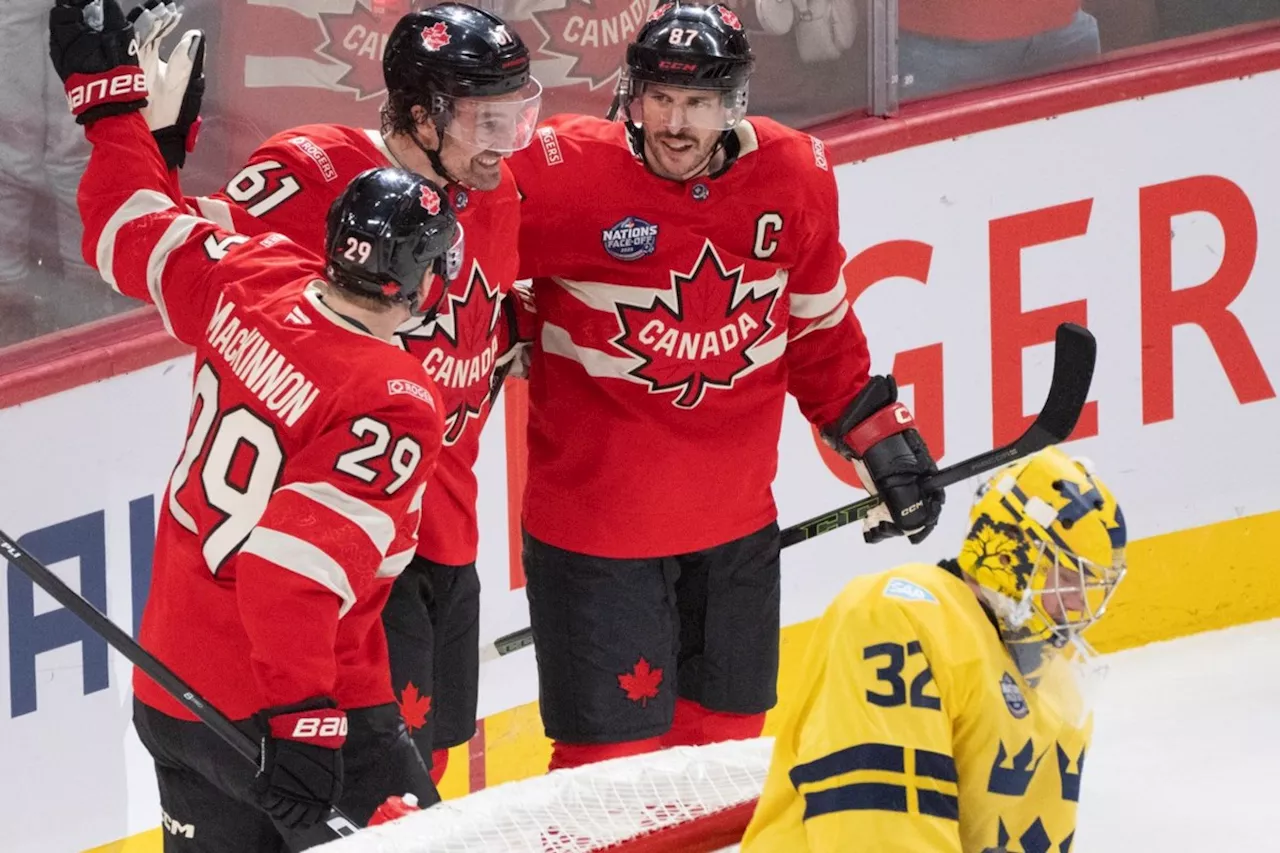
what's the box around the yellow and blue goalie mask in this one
[957,447,1127,673]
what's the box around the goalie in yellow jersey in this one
[742,446,1128,853]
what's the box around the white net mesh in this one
[316,737,774,853]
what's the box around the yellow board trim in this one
[84,508,1280,851]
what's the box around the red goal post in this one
[315,738,774,853]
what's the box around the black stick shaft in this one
[0,529,361,838]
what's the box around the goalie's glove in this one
[821,375,945,545]
[128,0,205,169]
[49,0,148,125]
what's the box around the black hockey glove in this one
[821,375,945,545]
[127,0,205,169]
[254,697,346,828]
[49,0,148,125]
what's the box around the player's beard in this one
[645,129,720,182]
[441,143,505,192]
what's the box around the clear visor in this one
[627,81,749,132]
[442,79,543,154]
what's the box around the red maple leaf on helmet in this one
[316,1,410,101]
[398,682,432,732]
[421,21,451,52]
[400,264,504,446]
[649,2,674,22]
[612,242,780,409]
[715,6,743,30]
[420,185,441,215]
[617,657,663,707]
[532,0,652,90]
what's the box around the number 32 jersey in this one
[79,114,445,721]
[196,124,522,567]
[743,562,1091,853]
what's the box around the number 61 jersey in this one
[78,114,445,723]
[742,562,1091,853]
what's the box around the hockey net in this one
[316,737,774,852]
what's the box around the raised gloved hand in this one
[821,375,945,545]
[254,697,346,828]
[127,0,205,169]
[49,0,148,125]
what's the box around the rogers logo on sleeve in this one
[388,379,436,408]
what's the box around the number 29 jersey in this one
[79,114,445,721]
[196,124,522,568]
[743,562,1091,853]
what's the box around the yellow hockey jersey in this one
[742,562,1090,853]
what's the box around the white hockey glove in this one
[128,0,205,169]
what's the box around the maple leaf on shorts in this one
[398,682,432,732]
[617,657,664,707]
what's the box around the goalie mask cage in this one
[316,738,774,852]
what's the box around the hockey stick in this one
[0,530,362,841]
[480,322,1096,664]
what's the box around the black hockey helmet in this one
[384,3,531,100]
[324,167,464,317]
[626,2,754,92]
[382,3,541,159]
[611,3,754,156]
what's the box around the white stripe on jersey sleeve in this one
[791,301,850,342]
[790,280,848,319]
[147,215,203,337]
[279,481,397,554]
[240,527,358,617]
[96,189,176,291]
[376,549,416,579]
[195,196,238,233]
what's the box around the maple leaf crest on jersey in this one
[420,185,441,215]
[401,262,504,445]
[315,1,400,101]
[612,242,780,409]
[421,21,451,51]
[530,0,657,90]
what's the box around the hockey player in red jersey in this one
[191,3,538,785]
[50,1,465,847]
[506,1,946,771]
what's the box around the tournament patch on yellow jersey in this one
[743,562,1091,853]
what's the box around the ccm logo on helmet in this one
[66,73,147,111]
[292,716,348,739]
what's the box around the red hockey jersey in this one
[508,115,870,558]
[195,124,521,567]
[79,114,444,721]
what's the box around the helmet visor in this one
[628,80,748,132]
[443,79,543,153]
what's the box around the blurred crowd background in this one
[2,0,1278,351]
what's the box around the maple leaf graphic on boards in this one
[532,0,655,90]
[398,682,432,732]
[316,1,411,101]
[617,657,664,707]
[613,242,779,409]
[400,262,504,445]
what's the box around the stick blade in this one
[1026,322,1096,445]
